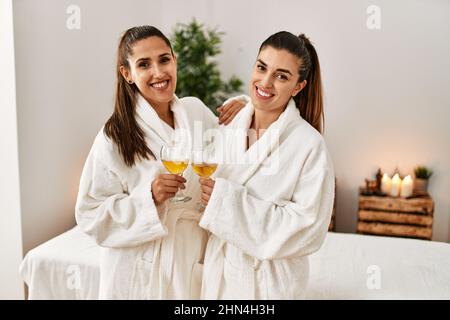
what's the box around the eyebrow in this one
[136,53,172,64]
[257,59,293,76]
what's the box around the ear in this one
[119,65,133,84]
[292,80,307,97]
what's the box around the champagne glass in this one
[192,143,218,209]
[160,144,192,203]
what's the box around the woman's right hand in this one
[151,174,186,205]
[217,98,247,125]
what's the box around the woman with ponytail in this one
[75,26,244,299]
[199,31,335,299]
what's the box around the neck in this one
[247,105,285,150]
[250,107,284,138]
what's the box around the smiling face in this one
[250,46,306,114]
[120,36,177,109]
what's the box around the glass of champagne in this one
[160,144,192,203]
[192,143,218,209]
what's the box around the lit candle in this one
[390,174,401,197]
[400,175,413,198]
[381,173,392,194]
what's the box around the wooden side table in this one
[357,193,434,240]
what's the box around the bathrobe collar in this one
[220,98,301,185]
[135,93,192,160]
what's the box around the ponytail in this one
[104,64,151,167]
[294,34,324,134]
[259,31,324,134]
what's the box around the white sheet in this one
[19,226,450,299]
[308,232,450,299]
[19,226,100,299]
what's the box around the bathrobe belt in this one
[149,206,202,299]
[204,239,258,300]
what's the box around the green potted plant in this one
[413,165,433,194]
[171,19,243,115]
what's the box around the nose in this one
[260,73,273,89]
[152,63,164,78]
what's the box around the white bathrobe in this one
[75,94,217,299]
[199,99,335,299]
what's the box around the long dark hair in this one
[104,26,173,167]
[259,31,324,134]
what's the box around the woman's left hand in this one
[199,177,215,206]
[217,99,246,125]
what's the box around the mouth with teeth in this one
[255,85,275,100]
[150,80,169,90]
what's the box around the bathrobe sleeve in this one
[199,139,335,260]
[192,94,250,129]
[201,100,220,128]
[75,131,167,248]
[181,96,218,129]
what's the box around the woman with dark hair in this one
[199,31,335,299]
[75,26,244,299]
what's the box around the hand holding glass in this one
[160,144,191,203]
[192,144,218,208]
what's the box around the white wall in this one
[0,0,25,299]
[158,0,450,242]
